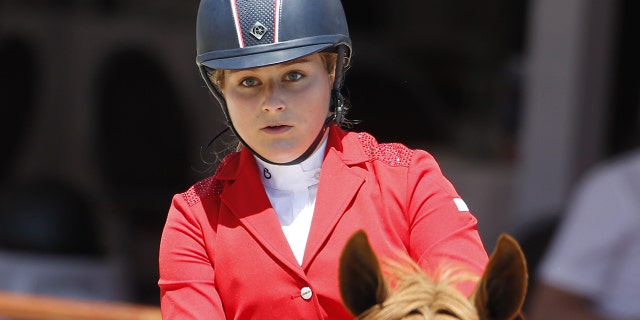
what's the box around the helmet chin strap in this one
[331,45,348,125]
[246,115,334,166]
[199,45,347,166]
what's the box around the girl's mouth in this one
[262,125,292,134]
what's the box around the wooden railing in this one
[0,291,161,320]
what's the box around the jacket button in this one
[300,286,313,300]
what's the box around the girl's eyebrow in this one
[280,57,312,66]
[227,57,313,75]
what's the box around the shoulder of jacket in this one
[357,132,414,167]
[181,152,238,207]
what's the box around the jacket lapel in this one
[220,149,301,271]
[218,126,369,272]
[302,127,367,269]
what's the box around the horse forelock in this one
[359,257,480,320]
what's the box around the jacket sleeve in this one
[406,150,489,295]
[158,194,226,319]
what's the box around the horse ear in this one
[339,229,389,316]
[473,233,528,320]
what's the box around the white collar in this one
[254,137,327,191]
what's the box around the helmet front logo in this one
[250,21,268,40]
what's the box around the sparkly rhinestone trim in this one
[358,132,414,167]
[181,157,231,207]
[182,176,223,207]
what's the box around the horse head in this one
[339,230,528,320]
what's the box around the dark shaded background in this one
[0,0,638,308]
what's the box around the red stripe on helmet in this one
[230,0,245,47]
[274,0,281,43]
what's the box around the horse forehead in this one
[398,312,466,320]
[434,315,465,320]
[377,279,478,320]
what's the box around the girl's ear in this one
[328,63,336,87]
[329,54,337,87]
[339,230,389,317]
[473,234,528,320]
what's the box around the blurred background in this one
[0,0,638,311]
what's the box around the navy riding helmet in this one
[196,0,352,165]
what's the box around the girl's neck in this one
[254,136,328,191]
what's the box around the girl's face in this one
[220,53,334,163]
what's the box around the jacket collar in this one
[217,124,368,269]
[325,124,371,165]
[215,124,370,181]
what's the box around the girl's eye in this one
[240,78,260,87]
[285,72,303,82]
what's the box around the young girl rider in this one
[158,0,489,319]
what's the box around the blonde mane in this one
[360,258,480,320]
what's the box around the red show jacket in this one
[158,125,489,319]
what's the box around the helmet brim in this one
[199,43,332,70]
[197,34,352,70]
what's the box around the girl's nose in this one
[262,84,286,112]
